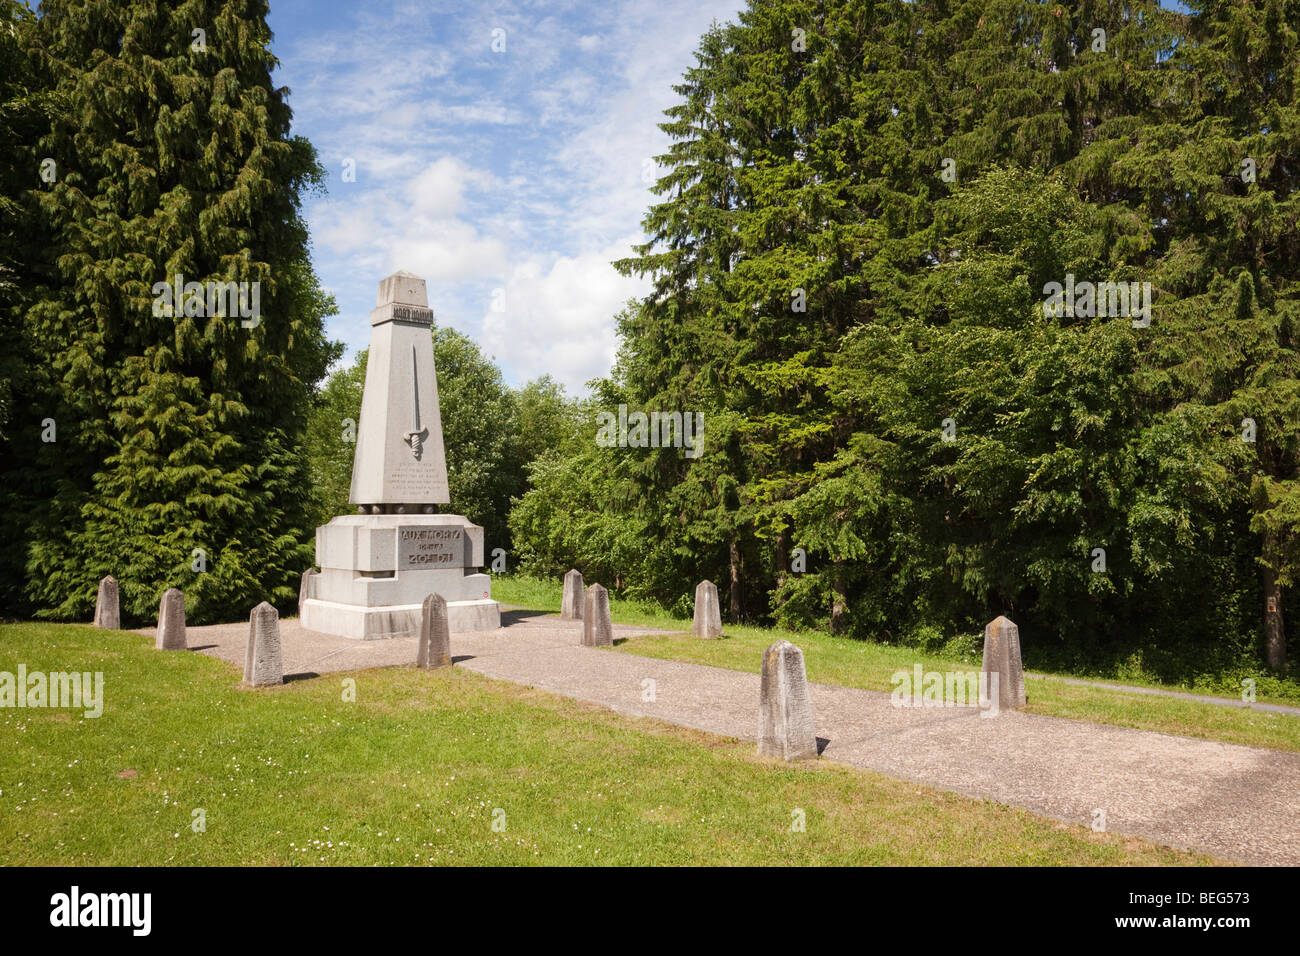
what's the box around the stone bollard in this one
[692,579,722,639]
[243,602,283,687]
[561,569,585,620]
[298,568,317,619]
[981,616,1026,711]
[582,584,613,647]
[93,575,120,630]
[758,640,818,761]
[154,588,187,650]
[417,593,451,669]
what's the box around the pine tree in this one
[1127,0,1300,672]
[615,20,756,618]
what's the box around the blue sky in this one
[266,0,747,393]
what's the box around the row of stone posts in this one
[96,577,189,651]
[561,569,725,645]
[561,569,616,647]
[94,574,285,688]
[757,615,1028,762]
[94,570,1027,765]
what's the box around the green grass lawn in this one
[0,621,1206,866]
[491,575,1300,754]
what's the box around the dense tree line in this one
[0,0,338,624]
[4,0,1297,686]
[511,0,1300,680]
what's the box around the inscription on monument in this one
[398,526,463,567]
[392,304,433,326]
[386,460,448,500]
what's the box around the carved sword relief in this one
[403,344,429,460]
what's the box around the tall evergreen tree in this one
[19,0,338,624]
[510,0,1300,680]
[0,0,53,611]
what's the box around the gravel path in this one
[162,609,1300,865]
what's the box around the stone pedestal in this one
[581,583,613,647]
[417,593,451,669]
[244,601,283,687]
[300,513,500,638]
[94,575,120,630]
[155,588,187,650]
[298,568,318,618]
[692,579,722,639]
[561,569,584,620]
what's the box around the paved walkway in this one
[161,610,1300,865]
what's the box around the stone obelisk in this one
[350,271,450,511]
[300,271,501,639]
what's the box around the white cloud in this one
[392,223,509,283]
[409,156,497,218]
[275,0,746,392]
[480,236,650,391]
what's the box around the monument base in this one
[301,596,501,639]
[304,511,500,640]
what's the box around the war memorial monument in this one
[299,271,501,638]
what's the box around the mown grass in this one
[0,621,1206,865]
[491,574,1300,753]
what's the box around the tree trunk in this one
[1263,532,1287,673]
[775,527,790,592]
[728,538,743,623]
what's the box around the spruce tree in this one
[1130,0,1300,672]
[521,0,1299,678]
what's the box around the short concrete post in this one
[981,616,1026,711]
[582,584,613,647]
[692,579,722,639]
[298,568,317,618]
[758,640,818,761]
[154,588,187,650]
[561,569,585,620]
[243,602,283,687]
[417,593,451,669]
[94,575,120,630]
